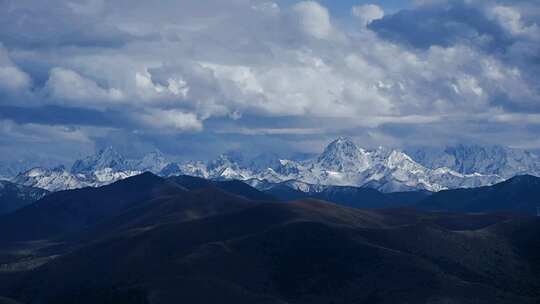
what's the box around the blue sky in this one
[0,0,539,165]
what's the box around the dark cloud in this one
[0,0,149,49]
[369,1,512,51]
[0,105,120,127]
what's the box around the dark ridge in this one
[418,174,540,215]
[1,174,539,304]
[168,175,276,202]
[265,182,430,208]
[167,175,213,190]
[0,172,185,244]
[6,200,539,304]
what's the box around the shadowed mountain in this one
[0,174,539,303]
[263,183,308,201]
[3,198,539,304]
[0,173,273,246]
[0,173,186,244]
[418,175,540,215]
[0,297,23,304]
[168,175,276,202]
[264,182,430,208]
[0,181,48,215]
[62,185,257,246]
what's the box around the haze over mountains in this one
[7,137,540,193]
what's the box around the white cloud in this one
[292,1,333,39]
[15,0,534,125]
[0,45,31,93]
[137,109,203,132]
[45,67,124,104]
[490,5,539,38]
[0,0,539,151]
[352,4,384,26]
[135,70,190,100]
[0,66,31,92]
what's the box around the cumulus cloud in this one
[1,0,540,161]
[368,0,540,111]
[45,67,124,105]
[291,1,333,39]
[352,4,384,26]
[489,5,539,38]
[136,109,203,132]
[0,66,31,93]
[0,45,31,93]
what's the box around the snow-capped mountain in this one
[8,138,540,193]
[0,158,60,180]
[316,137,372,172]
[207,154,255,180]
[14,167,141,192]
[71,146,130,174]
[131,150,168,173]
[406,145,540,178]
[159,161,209,178]
[14,147,144,191]
[13,166,91,192]
[255,138,503,192]
[155,137,504,192]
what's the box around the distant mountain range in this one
[406,145,540,178]
[4,172,540,217]
[7,137,540,193]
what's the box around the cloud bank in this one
[0,0,539,162]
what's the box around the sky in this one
[0,0,539,165]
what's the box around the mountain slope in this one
[167,175,277,201]
[418,175,540,215]
[263,180,430,208]
[0,181,48,215]
[61,185,259,247]
[5,199,539,304]
[0,173,185,244]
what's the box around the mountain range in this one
[406,145,540,178]
[0,172,538,303]
[7,137,540,193]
